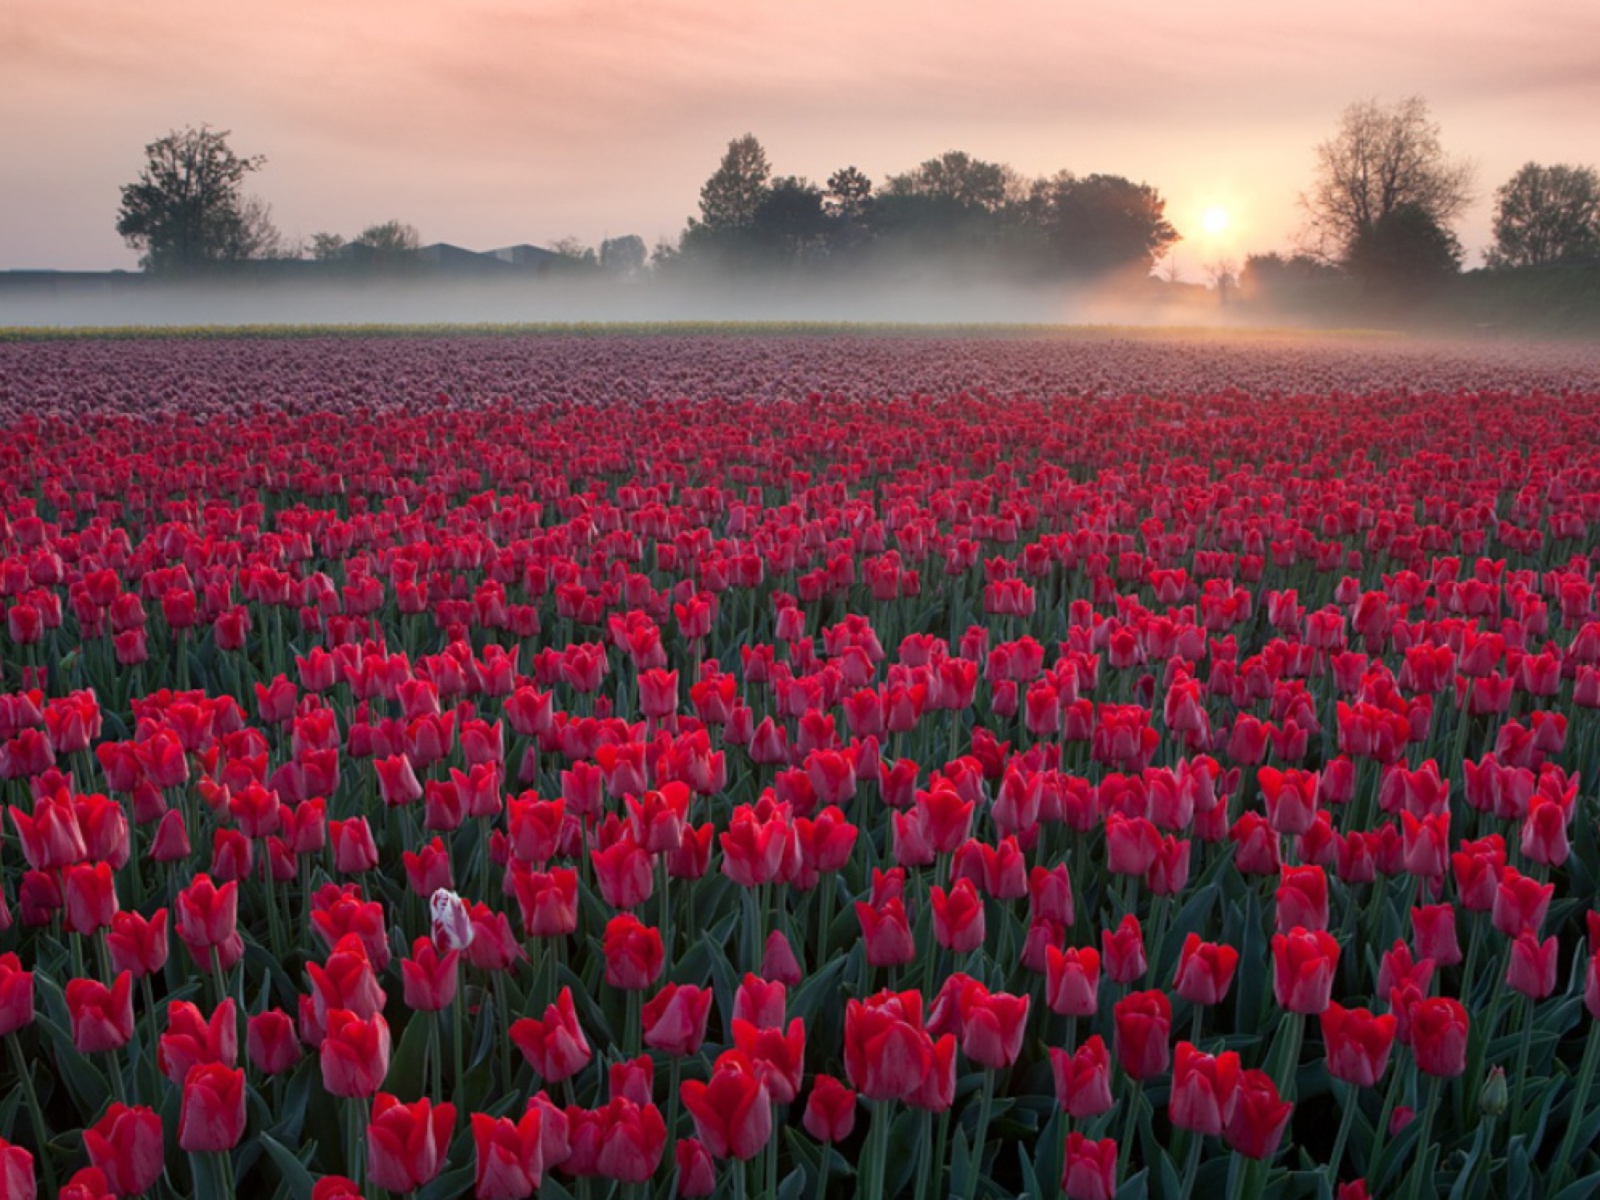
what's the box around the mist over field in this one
[0,271,1259,331]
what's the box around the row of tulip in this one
[0,333,1598,1200]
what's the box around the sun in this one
[1200,206,1230,236]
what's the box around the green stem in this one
[1551,1021,1600,1190]
[8,1034,58,1196]
[1178,1128,1204,1199]
[1510,995,1534,1124]
[1406,1074,1442,1200]
[968,1070,996,1199]
[1117,1080,1141,1187]
[913,1108,933,1200]
[1327,1079,1359,1184]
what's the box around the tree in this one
[1488,163,1600,268]
[116,126,267,273]
[1301,96,1473,261]
[600,235,648,274]
[309,232,348,261]
[354,221,421,254]
[883,151,1015,212]
[1346,201,1462,294]
[697,134,771,233]
[824,167,874,222]
[1033,172,1179,277]
[751,177,831,262]
[230,196,285,260]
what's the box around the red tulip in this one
[1410,904,1462,968]
[1506,930,1558,1000]
[511,987,593,1082]
[84,1103,164,1197]
[733,973,786,1029]
[1169,1042,1242,1136]
[63,861,118,935]
[1493,868,1553,937]
[594,1097,667,1183]
[855,896,916,967]
[175,874,242,971]
[59,1167,115,1200]
[178,1063,247,1152]
[680,1050,772,1161]
[602,915,664,991]
[67,971,134,1054]
[803,1074,857,1142]
[1045,945,1102,1017]
[0,1137,32,1200]
[1410,997,1469,1077]
[675,1138,716,1197]
[506,865,578,938]
[320,1009,391,1099]
[642,982,713,1058]
[0,953,33,1037]
[312,1177,361,1200]
[1101,913,1147,984]
[1274,865,1328,934]
[158,998,238,1085]
[844,990,938,1102]
[307,934,386,1032]
[1321,1002,1397,1088]
[401,937,460,1012]
[106,908,169,980]
[591,831,655,909]
[958,984,1029,1070]
[472,1107,544,1199]
[1224,1068,1292,1159]
[1062,1132,1117,1200]
[930,879,986,953]
[1050,1034,1114,1118]
[1112,989,1172,1080]
[1271,927,1340,1014]
[733,1016,807,1102]
[1173,934,1240,1006]
[367,1093,455,1193]
[247,1008,302,1076]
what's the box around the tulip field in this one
[4,328,1600,1200]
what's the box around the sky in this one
[4,0,1599,275]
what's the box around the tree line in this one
[114,103,1600,295]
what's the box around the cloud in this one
[3,0,1598,268]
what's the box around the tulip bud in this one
[1479,1065,1508,1118]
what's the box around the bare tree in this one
[1300,97,1474,261]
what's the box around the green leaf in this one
[1114,1167,1149,1200]
[30,1012,110,1119]
[416,1164,474,1200]
[386,1007,435,1099]
[778,1166,807,1200]
[259,1132,318,1199]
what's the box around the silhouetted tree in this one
[696,134,771,234]
[751,177,831,262]
[884,151,1014,211]
[1346,201,1462,294]
[824,167,874,222]
[1488,162,1600,268]
[116,126,268,273]
[355,221,421,254]
[308,232,348,261]
[1033,173,1179,277]
[600,235,648,274]
[1301,96,1473,261]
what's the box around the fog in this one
[0,270,1251,331]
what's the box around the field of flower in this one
[1,329,1599,1200]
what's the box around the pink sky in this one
[4,0,1598,274]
